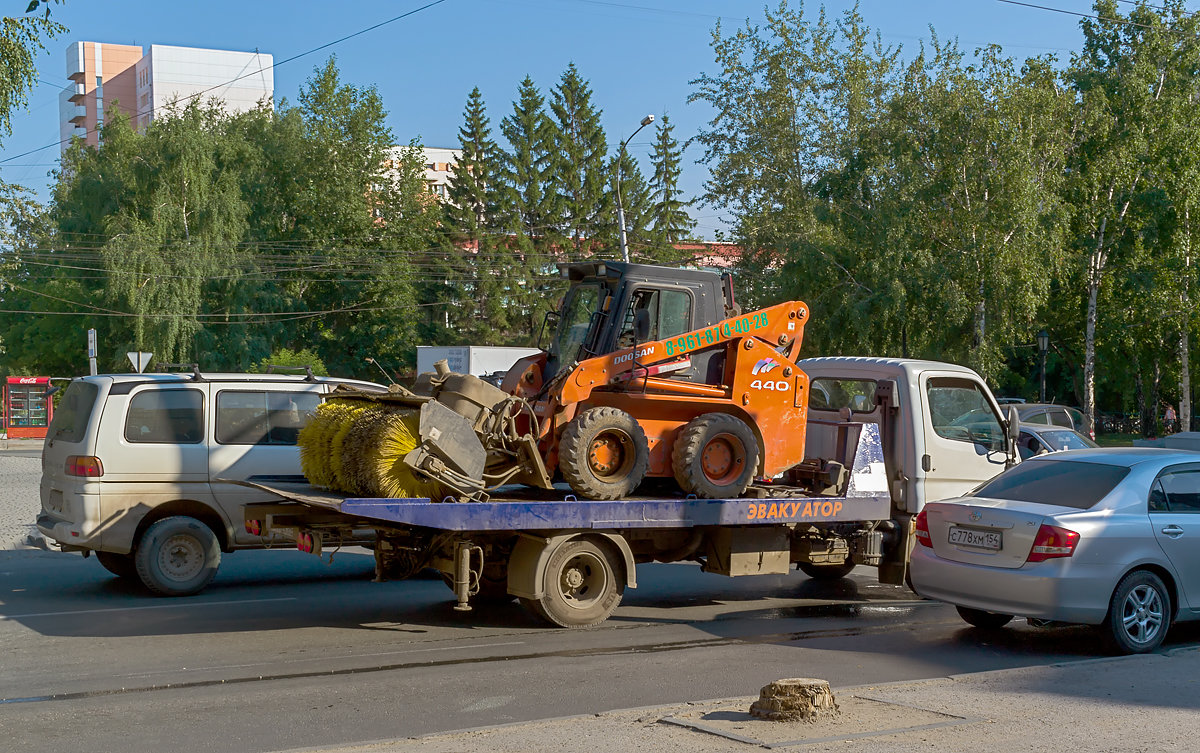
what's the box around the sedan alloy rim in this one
[1121,584,1164,645]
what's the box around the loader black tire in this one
[672,412,759,498]
[559,407,649,500]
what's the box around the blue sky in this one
[0,0,1184,239]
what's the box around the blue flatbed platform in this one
[243,424,892,533]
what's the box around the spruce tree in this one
[647,114,695,260]
[547,64,608,255]
[499,76,558,340]
[444,87,517,342]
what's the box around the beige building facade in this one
[59,41,274,150]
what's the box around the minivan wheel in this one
[95,550,138,580]
[135,516,221,596]
[1103,570,1169,655]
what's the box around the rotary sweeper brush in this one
[299,261,819,502]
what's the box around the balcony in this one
[67,103,87,124]
[68,81,86,102]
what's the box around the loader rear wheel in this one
[672,413,759,498]
[520,538,624,628]
[559,407,649,500]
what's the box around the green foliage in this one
[251,347,328,376]
[647,114,695,253]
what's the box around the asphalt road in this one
[5,547,1196,753]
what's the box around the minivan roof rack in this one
[154,363,205,381]
[265,364,316,382]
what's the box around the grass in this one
[1094,433,1139,447]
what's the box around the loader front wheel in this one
[673,413,759,498]
[559,407,649,500]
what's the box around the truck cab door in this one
[919,374,1008,503]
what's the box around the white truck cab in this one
[800,357,1015,584]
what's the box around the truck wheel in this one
[559,407,649,500]
[521,538,624,628]
[956,605,1013,629]
[672,413,759,498]
[1102,570,1169,654]
[798,559,856,580]
[134,516,221,597]
[95,551,138,580]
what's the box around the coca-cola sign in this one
[18,377,38,384]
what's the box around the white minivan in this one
[37,370,383,596]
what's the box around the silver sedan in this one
[910,448,1200,654]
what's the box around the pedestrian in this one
[1165,403,1178,434]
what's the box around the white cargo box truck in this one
[416,346,542,379]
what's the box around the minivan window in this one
[47,381,98,443]
[217,391,320,445]
[973,459,1129,509]
[125,389,204,444]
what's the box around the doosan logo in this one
[751,358,780,375]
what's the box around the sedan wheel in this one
[1104,570,1169,655]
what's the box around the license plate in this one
[46,489,65,515]
[948,525,1001,550]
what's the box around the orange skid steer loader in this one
[327,262,814,502]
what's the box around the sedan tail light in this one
[914,509,932,547]
[1027,524,1079,562]
[65,455,103,477]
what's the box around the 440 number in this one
[751,379,789,391]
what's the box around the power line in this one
[0,0,450,165]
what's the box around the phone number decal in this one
[664,312,769,357]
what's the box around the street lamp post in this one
[616,114,654,263]
[1037,329,1049,403]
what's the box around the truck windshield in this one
[548,284,604,375]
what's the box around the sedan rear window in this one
[973,460,1129,509]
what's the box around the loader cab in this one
[546,261,730,379]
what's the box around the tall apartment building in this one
[59,42,273,150]
[384,145,461,199]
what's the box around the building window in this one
[433,183,446,197]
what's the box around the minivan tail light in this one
[65,455,104,478]
[1027,524,1079,562]
[914,509,932,547]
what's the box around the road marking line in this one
[0,597,297,620]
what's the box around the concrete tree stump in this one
[749,678,839,722]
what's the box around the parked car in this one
[911,448,1200,654]
[38,370,385,596]
[1016,403,1092,440]
[1017,423,1098,460]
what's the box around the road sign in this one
[87,329,96,358]
[127,352,153,373]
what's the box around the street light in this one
[1037,329,1049,403]
[616,114,654,263]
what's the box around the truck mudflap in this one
[235,424,891,532]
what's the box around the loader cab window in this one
[929,377,1003,452]
[549,284,604,370]
[616,288,692,348]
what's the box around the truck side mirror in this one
[1005,406,1021,467]
[633,309,651,343]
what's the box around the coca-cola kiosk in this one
[3,376,53,439]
